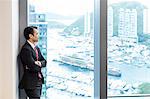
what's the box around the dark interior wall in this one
[19,0,27,99]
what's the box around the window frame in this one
[99,0,107,98]
[19,0,102,98]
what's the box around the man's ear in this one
[29,34,33,39]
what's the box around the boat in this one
[58,51,94,71]
[108,67,121,77]
[53,37,94,70]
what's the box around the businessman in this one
[19,26,47,99]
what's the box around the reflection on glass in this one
[28,0,94,99]
[108,0,150,97]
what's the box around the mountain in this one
[110,1,147,9]
[63,13,94,36]
[48,21,66,28]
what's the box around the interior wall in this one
[0,0,19,99]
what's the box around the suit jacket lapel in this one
[25,41,37,59]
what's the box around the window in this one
[108,0,150,98]
[20,0,150,98]
[20,0,101,98]
[27,0,96,99]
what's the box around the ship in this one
[108,67,121,77]
[57,50,94,71]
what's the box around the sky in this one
[29,0,94,16]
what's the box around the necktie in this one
[34,47,42,79]
[34,47,39,61]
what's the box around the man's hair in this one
[24,26,38,40]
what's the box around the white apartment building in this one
[118,8,137,38]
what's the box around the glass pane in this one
[28,0,94,99]
[107,0,150,97]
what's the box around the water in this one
[45,29,94,99]
[109,62,150,83]
[45,60,94,99]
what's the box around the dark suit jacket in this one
[19,41,47,89]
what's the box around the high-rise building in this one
[108,7,113,37]
[108,1,147,42]
[118,8,137,38]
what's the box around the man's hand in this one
[35,61,42,67]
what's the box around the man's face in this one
[32,28,39,42]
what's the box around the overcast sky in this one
[29,0,93,16]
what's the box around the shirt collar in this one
[27,40,36,49]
